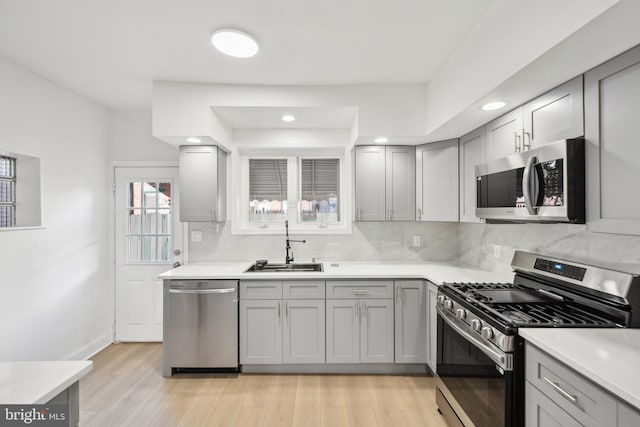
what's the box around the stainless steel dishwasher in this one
[162,280,239,376]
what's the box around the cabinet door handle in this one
[543,377,577,405]
[278,301,281,319]
[354,302,359,319]
[211,209,216,221]
[361,301,367,319]
[285,301,288,318]
[417,208,422,220]
[523,131,531,151]
[514,132,521,152]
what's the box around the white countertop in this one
[0,361,93,404]
[158,261,514,285]
[520,328,640,410]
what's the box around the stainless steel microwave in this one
[475,138,585,223]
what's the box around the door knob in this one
[174,249,181,256]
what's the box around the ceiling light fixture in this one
[481,101,506,111]
[374,136,388,144]
[186,137,202,143]
[282,114,296,122]
[211,28,259,58]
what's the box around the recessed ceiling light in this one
[374,136,388,143]
[481,101,506,111]
[282,114,296,122]
[186,137,202,143]
[211,29,259,58]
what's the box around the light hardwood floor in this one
[80,343,447,427]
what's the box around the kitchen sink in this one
[245,262,323,272]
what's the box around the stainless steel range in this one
[435,251,640,427]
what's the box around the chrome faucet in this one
[285,220,305,264]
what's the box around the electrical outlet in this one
[493,244,501,258]
[412,235,421,247]
[191,230,203,242]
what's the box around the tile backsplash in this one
[187,221,640,274]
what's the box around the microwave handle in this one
[522,156,539,215]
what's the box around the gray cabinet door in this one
[283,300,325,364]
[179,145,226,222]
[394,281,426,363]
[585,45,640,235]
[618,403,640,427]
[426,282,438,373]
[326,299,360,363]
[485,108,524,162]
[525,382,582,427]
[416,140,459,222]
[385,146,416,221]
[360,298,394,363]
[523,76,584,149]
[459,126,485,223]
[239,300,282,364]
[354,145,386,221]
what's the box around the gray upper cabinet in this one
[385,146,416,221]
[459,127,485,223]
[416,140,459,222]
[354,146,386,221]
[354,145,415,221]
[523,75,584,149]
[485,77,584,163]
[585,45,640,235]
[178,145,227,222]
[485,107,524,162]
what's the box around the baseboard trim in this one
[62,332,113,361]
[242,363,428,374]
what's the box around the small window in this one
[0,155,16,227]
[126,181,173,263]
[249,159,288,224]
[299,158,340,224]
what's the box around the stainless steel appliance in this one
[163,280,239,376]
[435,251,640,427]
[475,138,585,223]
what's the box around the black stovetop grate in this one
[483,301,619,327]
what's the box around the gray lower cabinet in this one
[394,281,426,363]
[326,298,394,363]
[426,281,438,373]
[525,342,639,427]
[240,280,325,365]
[354,145,415,221]
[585,44,640,235]
[179,145,226,222]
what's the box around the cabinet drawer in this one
[282,281,325,299]
[326,280,394,299]
[240,281,283,300]
[526,343,616,426]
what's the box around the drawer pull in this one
[543,377,577,404]
[353,289,369,296]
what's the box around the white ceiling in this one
[0,0,494,109]
[212,106,358,129]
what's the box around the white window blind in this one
[0,155,16,227]
[249,158,288,223]
[299,158,340,222]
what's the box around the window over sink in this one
[235,150,349,235]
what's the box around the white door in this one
[114,167,182,341]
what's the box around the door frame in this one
[109,161,187,341]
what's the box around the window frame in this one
[0,154,17,228]
[232,150,352,235]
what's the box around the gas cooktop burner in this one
[442,282,619,327]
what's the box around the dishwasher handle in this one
[169,288,236,294]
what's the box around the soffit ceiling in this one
[0,0,493,109]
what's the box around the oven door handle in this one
[437,305,513,371]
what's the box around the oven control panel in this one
[534,258,586,281]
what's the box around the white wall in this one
[0,54,112,361]
[108,109,178,161]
